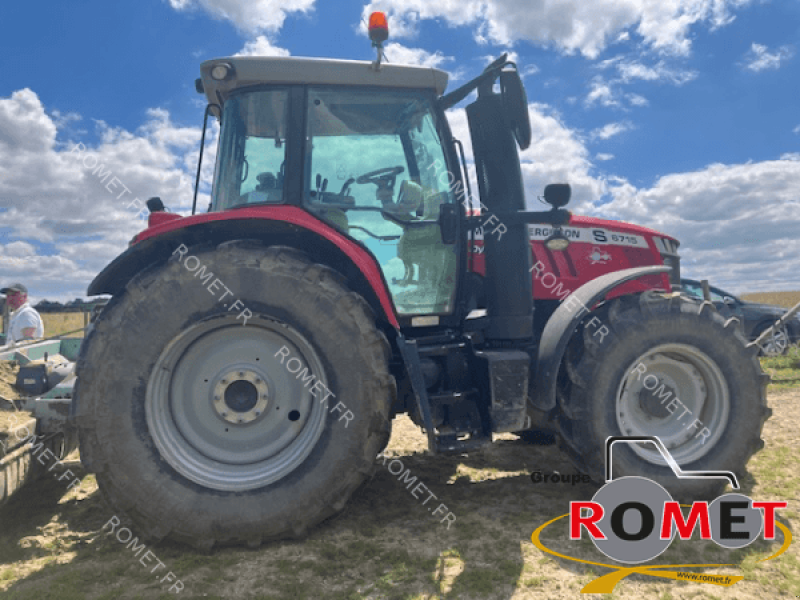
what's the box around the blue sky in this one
[0,0,798,301]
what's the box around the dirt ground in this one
[0,384,797,599]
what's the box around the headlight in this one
[210,63,233,81]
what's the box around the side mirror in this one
[499,70,531,150]
[723,296,737,305]
[146,197,165,213]
[439,204,458,245]
[543,184,571,208]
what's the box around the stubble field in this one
[39,313,87,338]
[0,317,798,599]
[740,291,800,308]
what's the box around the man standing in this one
[1,283,44,345]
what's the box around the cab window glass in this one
[212,90,289,210]
[303,87,458,316]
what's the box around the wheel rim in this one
[146,314,328,492]
[759,325,788,357]
[615,343,730,465]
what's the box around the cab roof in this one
[200,56,450,107]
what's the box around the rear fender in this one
[532,266,670,411]
[88,209,400,329]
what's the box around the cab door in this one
[303,87,460,317]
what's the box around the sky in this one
[0,0,798,302]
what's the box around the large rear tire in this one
[556,291,770,500]
[74,243,394,549]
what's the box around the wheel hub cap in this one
[145,315,329,492]
[213,370,269,424]
[616,344,729,465]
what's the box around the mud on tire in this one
[74,243,394,549]
[556,291,770,500]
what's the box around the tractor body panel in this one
[469,215,678,301]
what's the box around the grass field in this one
[761,344,800,390]
[740,290,800,308]
[39,313,87,338]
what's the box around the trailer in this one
[0,338,80,504]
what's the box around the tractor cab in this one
[203,64,461,317]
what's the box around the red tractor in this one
[73,19,769,549]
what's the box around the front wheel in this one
[74,243,394,548]
[557,292,770,500]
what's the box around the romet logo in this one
[531,436,792,593]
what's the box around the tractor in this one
[66,14,768,549]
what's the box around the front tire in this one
[557,292,770,500]
[74,243,394,548]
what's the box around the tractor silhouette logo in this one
[531,436,791,593]
[588,247,611,264]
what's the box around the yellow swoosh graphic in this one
[530,513,791,594]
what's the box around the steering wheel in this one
[356,166,405,206]
[356,166,405,186]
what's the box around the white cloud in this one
[596,153,615,161]
[481,51,519,66]
[594,157,800,293]
[362,0,751,59]
[0,88,212,302]
[585,77,619,107]
[50,110,82,131]
[384,42,452,68]
[235,35,290,56]
[615,59,697,85]
[520,104,608,209]
[793,124,800,134]
[742,42,795,73]
[446,102,608,212]
[587,58,696,108]
[167,0,315,35]
[2,241,36,257]
[627,93,649,106]
[591,121,633,140]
